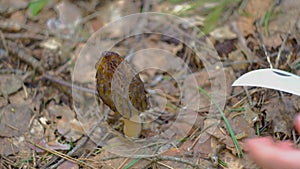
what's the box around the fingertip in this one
[243,137,273,151]
[293,114,300,133]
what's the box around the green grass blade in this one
[123,158,141,169]
[202,4,224,34]
[256,123,260,136]
[263,9,271,36]
[198,86,244,158]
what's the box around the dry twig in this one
[275,32,290,68]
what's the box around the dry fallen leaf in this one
[228,49,249,71]
[262,0,300,47]
[55,1,82,27]
[263,95,299,138]
[236,0,273,36]
[28,139,70,153]
[57,161,79,169]
[0,137,19,156]
[47,104,84,141]
[220,149,244,169]
[0,74,23,97]
[0,104,33,137]
[210,25,237,40]
[0,0,28,12]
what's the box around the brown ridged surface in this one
[95,51,148,119]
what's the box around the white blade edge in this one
[232,69,300,96]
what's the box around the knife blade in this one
[232,69,300,96]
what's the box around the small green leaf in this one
[28,0,49,16]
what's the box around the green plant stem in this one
[198,86,244,158]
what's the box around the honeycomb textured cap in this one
[95,51,148,119]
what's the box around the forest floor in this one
[0,0,300,168]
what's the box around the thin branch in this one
[153,155,204,169]
[5,40,97,95]
[230,21,255,64]
[28,140,96,169]
[275,32,290,68]
[6,40,45,73]
[46,110,108,169]
[256,22,273,68]
[42,74,97,94]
